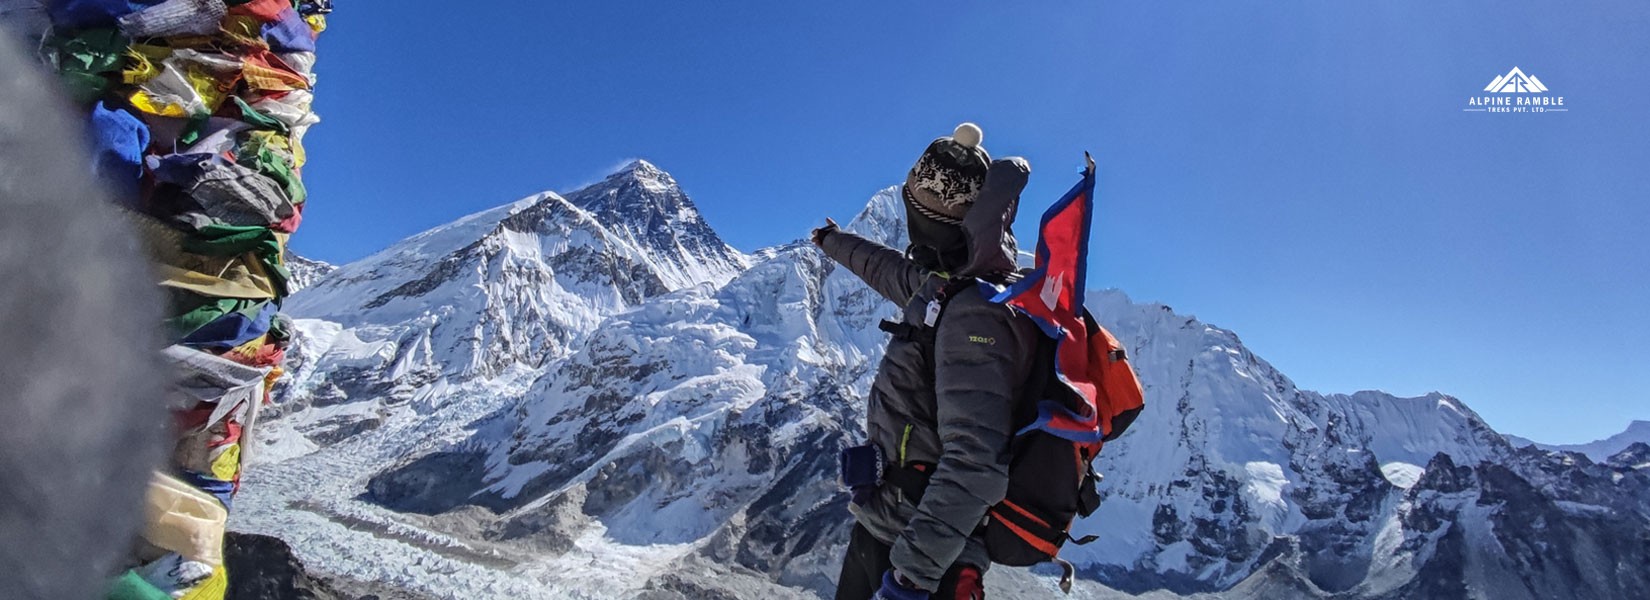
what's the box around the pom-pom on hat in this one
[905,122,992,224]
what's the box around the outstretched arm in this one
[815,224,929,306]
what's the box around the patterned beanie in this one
[904,123,992,225]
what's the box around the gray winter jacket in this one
[819,163,1040,592]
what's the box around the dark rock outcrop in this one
[362,451,493,515]
[224,532,345,600]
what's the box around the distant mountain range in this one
[233,161,1649,600]
[1505,421,1650,462]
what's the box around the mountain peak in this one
[842,186,907,249]
[618,158,660,173]
[606,159,675,187]
[1606,442,1650,469]
[571,160,690,212]
[281,249,337,294]
[559,161,746,289]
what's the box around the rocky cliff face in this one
[225,532,345,600]
[233,165,1648,600]
[1374,445,1650,600]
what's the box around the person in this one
[813,124,1039,600]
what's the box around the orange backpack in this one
[980,309,1142,576]
[1087,315,1146,441]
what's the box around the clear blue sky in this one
[297,2,1649,445]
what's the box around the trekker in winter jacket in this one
[813,124,1039,600]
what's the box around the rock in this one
[224,532,346,600]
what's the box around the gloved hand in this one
[872,570,930,600]
[810,218,840,247]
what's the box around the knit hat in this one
[904,123,991,225]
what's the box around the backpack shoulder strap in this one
[877,276,982,341]
[935,276,982,303]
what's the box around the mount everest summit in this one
[235,161,1649,599]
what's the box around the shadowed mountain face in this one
[238,168,1648,600]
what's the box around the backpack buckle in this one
[878,319,917,340]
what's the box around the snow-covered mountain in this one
[258,160,747,446]
[1506,421,1650,463]
[558,160,748,291]
[282,250,336,295]
[235,163,1648,600]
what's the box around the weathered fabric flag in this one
[992,156,1106,442]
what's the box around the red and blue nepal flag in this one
[990,154,1106,443]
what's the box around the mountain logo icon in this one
[1483,67,1549,93]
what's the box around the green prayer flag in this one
[106,571,171,600]
[231,97,290,134]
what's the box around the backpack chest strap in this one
[877,319,933,343]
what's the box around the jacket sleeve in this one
[889,295,1031,591]
[817,229,929,306]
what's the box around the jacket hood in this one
[957,157,1029,280]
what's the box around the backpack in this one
[982,307,1143,567]
[886,281,1144,555]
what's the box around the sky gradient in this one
[294,2,1649,444]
